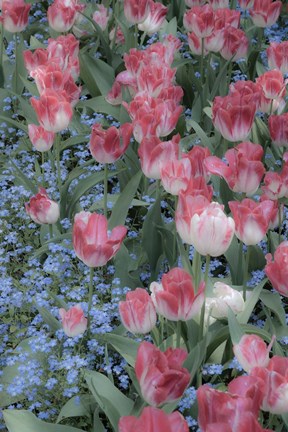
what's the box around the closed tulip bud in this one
[229,198,274,245]
[183,5,214,37]
[124,0,150,24]
[267,41,288,75]
[250,356,288,414]
[268,113,288,147]
[59,304,87,337]
[28,124,55,152]
[89,123,133,164]
[138,2,167,34]
[47,0,85,33]
[23,49,48,75]
[119,288,157,334]
[233,334,275,373]
[177,202,235,257]
[265,241,288,297]
[119,407,189,432]
[30,90,73,133]
[150,267,205,321]
[73,212,127,267]
[220,26,249,62]
[256,70,287,114]
[250,0,282,28]
[135,341,190,406]
[92,4,110,31]
[25,188,60,225]
[160,158,191,196]
[0,0,31,33]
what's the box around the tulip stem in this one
[55,133,62,193]
[0,23,4,85]
[41,152,45,185]
[176,320,181,348]
[103,163,108,219]
[49,224,53,240]
[278,205,282,245]
[87,267,94,332]
[243,246,251,302]
[192,249,201,289]
[199,254,210,340]
[13,34,18,94]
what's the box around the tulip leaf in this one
[237,278,267,324]
[78,96,121,120]
[260,290,286,326]
[108,170,142,229]
[56,395,96,423]
[3,410,85,432]
[35,305,62,332]
[84,370,133,431]
[79,52,115,97]
[99,333,139,368]
[92,408,106,432]
[227,308,244,345]
[186,119,213,152]
[9,159,38,194]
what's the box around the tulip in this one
[119,288,157,334]
[256,70,286,114]
[160,158,191,195]
[28,124,55,152]
[30,90,73,133]
[228,198,274,245]
[92,4,110,31]
[267,41,288,75]
[238,0,254,9]
[183,176,214,202]
[119,406,189,432]
[185,0,205,6]
[89,123,133,164]
[59,304,87,337]
[268,113,288,147]
[187,32,209,56]
[47,34,80,81]
[206,282,244,319]
[73,212,127,267]
[204,142,265,196]
[0,0,31,33]
[261,169,288,200]
[138,2,167,34]
[150,267,205,321]
[229,80,262,111]
[183,145,211,181]
[233,334,275,373]
[109,26,125,46]
[123,0,150,24]
[212,93,256,142]
[25,188,60,225]
[183,5,214,37]
[47,0,85,33]
[135,341,190,406]
[220,26,249,62]
[250,356,288,414]
[138,135,179,179]
[176,201,235,257]
[265,241,288,297]
[250,0,282,28]
[227,375,264,417]
[23,49,48,75]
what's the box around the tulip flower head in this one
[25,188,60,225]
[59,304,87,337]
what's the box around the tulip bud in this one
[59,305,87,337]
[25,188,60,225]
[233,334,275,373]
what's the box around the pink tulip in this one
[0,0,31,33]
[23,49,48,74]
[135,341,190,406]
[89,123,133,164]
[25,188,60,225]
[183,176,214,202]
[119,288,157,334]
[206,282,244,319]
[227,375,264,416]
[229,80,262,111]
[150,267,205,321]
[265,241,288,297]
[187,32,209,56]
[250,356,288,414]
[138,134,179,179]
[268,113,288,147]
[160,158,191,195]
[212,93,256,142]
[92,4,110,31]
[250,0,282,28]
[47,0,85,33]
[47,34,80,81]
[123,0,150,24]
[267,41,288,75]
[183,145,211,181]
[177,201,235,256]
[59,304,87,337]
[214,8,240,29]
[233,334,275,373]
[220,26,249,62]
[256,70,286,114]
[204,142,265,195]
[30,90,73,133]
[119,406,189,432]
[262,167,288,200]
[109,26,125,46]
[183,5,214,37]
[28,124,55,152]
[185,0,205,6]
[73,212,127,267]
[138,1,167,34]
[229,198,274,245]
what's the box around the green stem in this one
[55,133,62,192]
[199,254,210,340]
[134,24,138,48]
[0,23,4,84]
[49,224,53,240]
[14,34,18,93]
[257,27,264,51]
[103,163,108,219]
[243,246,251,302]
[87,267,94,332]
[200,37,205,86]
[278,205,282,245]
[192,249,201,289]
[41,152,45,185]
[176,320,181,348]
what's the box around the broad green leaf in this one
[79,52,115,97]
[260,290,286,326]
[109,170,142,229]
[183,338,208,381]
[3,410,85,432]
[78,96,121,120]
[61,134,89,152]
[237,278,267,324]
[9,159,38,194]
[57,395,96,423]
[224,237,244,286]
[227,308,244,345]
[35,305,61,332]
[85,370,133,431]
[93,408,106,432]
[186,119,213,152]
[114,243,143,289]
[32,233,72,258]
[0,114,28,134]
[101,333,139,367]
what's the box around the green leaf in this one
[260,290,286,326]
[32,233,72,258]
[84,370,133,431]
[3,410,85,432]
[186,119,213,152]
[109,170,142,229]
[227,307,244,345]
[101,333,139,367]
[9,159,38,194]
[237,278,267,324]
[183,338,208,381]
[77,96,121,120]
[35,305,61,332]
[224,237,244,286]
[79,52,115,97]
[57,395,96,423]
[93,408,106,432]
